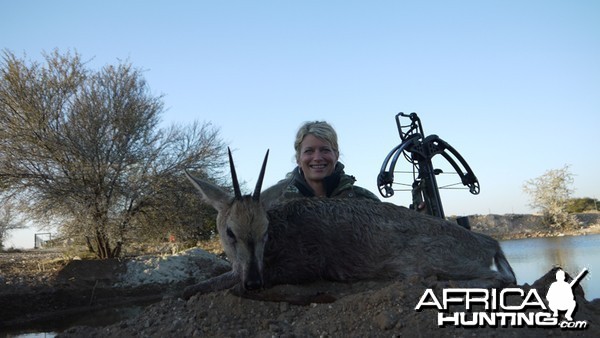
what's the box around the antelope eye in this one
[226,228,236,242]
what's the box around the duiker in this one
[183,149,516,299]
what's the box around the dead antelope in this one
[183,149,516,299]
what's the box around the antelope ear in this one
[185,170,231,212]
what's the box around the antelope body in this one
[183,150,516,299]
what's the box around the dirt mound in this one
[58,270,600,337]
[115,248,231,287]
[0,247,230,333]
[3,242,600,337]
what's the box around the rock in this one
[373,310,398,330]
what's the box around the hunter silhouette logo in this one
[546,268,588,322]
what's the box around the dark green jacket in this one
[264,162,380,202]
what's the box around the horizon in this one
[3,0,599,249]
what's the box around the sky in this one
[2,0,599,248]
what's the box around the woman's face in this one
[297,134,338,184]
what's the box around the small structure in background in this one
[34,232,52,249]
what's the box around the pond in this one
[501,233,600,300]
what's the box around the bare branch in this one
[0,49,227,257]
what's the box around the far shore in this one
[496,223,600,241]
[463,212,600,241]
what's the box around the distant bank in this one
[458,213,600,240]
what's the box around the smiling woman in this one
[298,134,338,196]
[296,123,340,197]
[263,121,380,202]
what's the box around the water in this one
[501,233,600,300]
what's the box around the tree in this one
[0,49,227,258]
[0,202,25,250]
[565,197,599,213]
[522,165,577,229]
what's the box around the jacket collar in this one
[293,162,345,197]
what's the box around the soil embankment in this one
[1,213,599,337]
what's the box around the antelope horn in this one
[253,149,269,200]
[228,147,242,200]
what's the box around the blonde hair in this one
[294,121,339,162]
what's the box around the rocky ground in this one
[1,215,600,337]
[60,272,600,338]
[0,247,230,335]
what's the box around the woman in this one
[266,121,379,201]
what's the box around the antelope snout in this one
[244,278,263,290]
[243,259,264,290]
